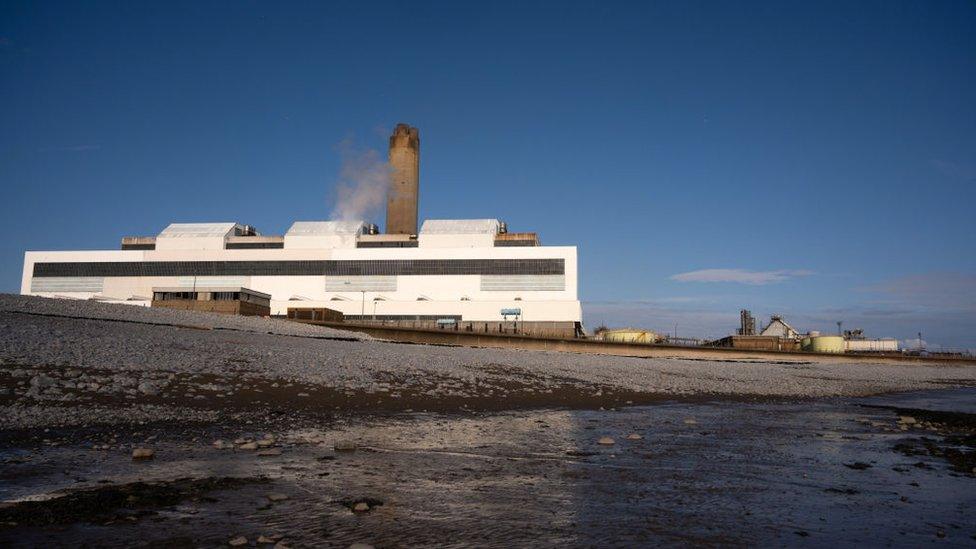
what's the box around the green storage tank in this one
[802,335,845,353]
[602,329,658,344]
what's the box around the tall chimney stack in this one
[386,123,420,235]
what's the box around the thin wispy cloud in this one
[931,159,976,182]
[40,145,102,152]
[860,272,976,311]
[670,268,814,285]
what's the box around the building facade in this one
[22,218,581,326]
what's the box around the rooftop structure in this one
[156,223,244,251]
[284,221,366,249]
[419,219,500,248]
[760,315,800,339]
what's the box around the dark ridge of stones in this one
[0,476,264,527]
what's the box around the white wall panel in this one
[176,276,249,288]
[30,277,104,293]
[481,275,565,291]
[324,276,397,292]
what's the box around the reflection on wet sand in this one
[1,389,975,547]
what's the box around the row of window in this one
[33,258,565,278]
[153,291,269,305]
[225,242,285,249]
[356,241,420,248]
[343,314,463,321]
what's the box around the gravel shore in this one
[2,294,975,430]
[4,294,974,547]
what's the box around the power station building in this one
[21,124,583,336]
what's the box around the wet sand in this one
[2,388,975,547]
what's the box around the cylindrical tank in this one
[803,335,845,353]
[602,329,658,344]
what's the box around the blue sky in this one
[2,1,974,348]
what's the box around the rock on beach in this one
[131,448,154,460]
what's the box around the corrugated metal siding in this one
[481,275,565,291]
[31,277,104,293]
[286,221,364,235]
[158,223,237,238]
[420,219,499,234]
[325,276,397,292]
[176,276,249,288]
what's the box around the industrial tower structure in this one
[386,123,420,235]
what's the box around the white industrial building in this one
[21,123,583,336]
[845,338,899,353]
[21,219,581,328]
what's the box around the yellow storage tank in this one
[602,329,658,344]
[803,335,845,353]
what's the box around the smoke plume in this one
[329,140,390,222]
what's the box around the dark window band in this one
[225,242,285,249]
[33,258,564,278]
[356,241,419,248]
